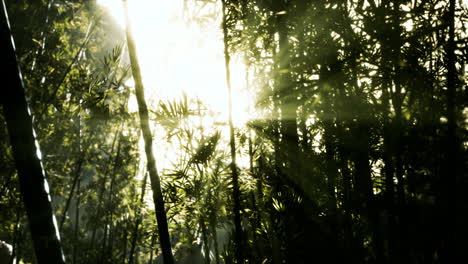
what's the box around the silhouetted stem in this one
[221,1,243,263]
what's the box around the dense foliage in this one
[0,0,467,263]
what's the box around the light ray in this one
[97,0,252,126]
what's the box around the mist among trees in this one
[1,0,467,263]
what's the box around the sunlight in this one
[97,0,253,200]
[97,0,251,127]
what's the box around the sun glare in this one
[97,0,251,127]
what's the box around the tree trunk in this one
[221,1,243,263]
[11,212,21,264]
[442,0,457,261]
[391,0,405,208]
[390,2,408,262]
[59,147,86,230]
[88,127,120,261]
[380,11,396,261]
[30,0,55,72]
[276,7,299,175]
[0,1,65,263]
[73,103,83,264]
[101,138,122,264]
[72,178,81,264]
[123,1,174,263]
[121,219,128,264]
[338,149,355,262]
[128,172,148,264]
[323,122,337,211]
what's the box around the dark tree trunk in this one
[390,2,409,262]
[391,0,405,208]
[89,127,120,260]
[442,0,458,261]
[276,7,299,174]
[72,179,81,264]
[123,1,174,263]
[101,138,122,264]
[11,212,21,264]
[324,121,337,210]
[121,219,128,264]
[128,172,148,264]
[338,149,357,262]
[381,36,396,264]
[0,1,65,263]
[59,148,86,230]
[221,1,243,263]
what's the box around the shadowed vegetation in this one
[0,0,467,263]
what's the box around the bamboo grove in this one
[0,0,467,263]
